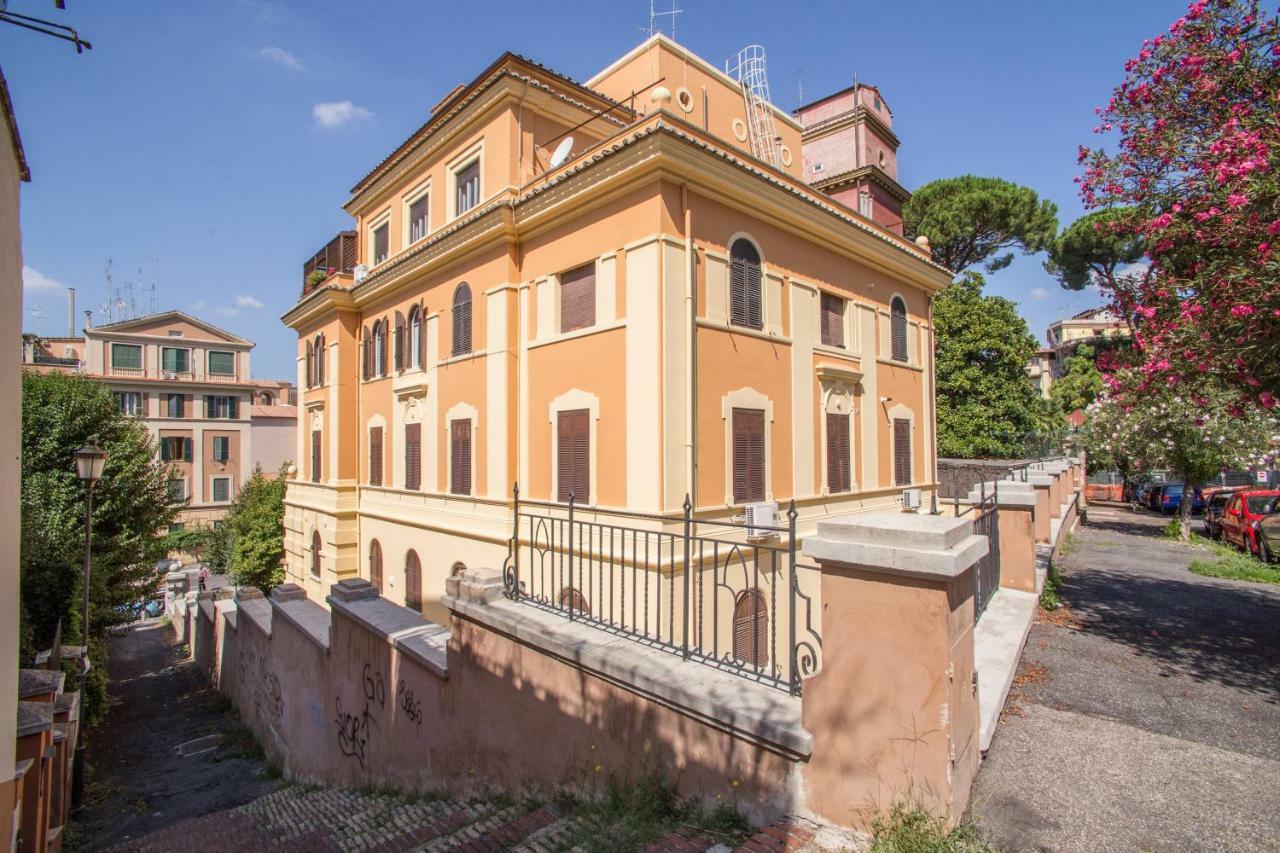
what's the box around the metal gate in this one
[971,485,1001,622]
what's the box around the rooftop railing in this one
[302,231,357,294]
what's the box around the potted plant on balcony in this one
[305,269,329,290]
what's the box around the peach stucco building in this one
[282,35,952,626]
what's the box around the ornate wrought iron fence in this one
[500,485,822,695]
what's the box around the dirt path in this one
[972,505,1280,851]
[74,620,282,851]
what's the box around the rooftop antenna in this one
[796,67,804,106]
[29,305,43,335]
[647,0,681,39]
[146,256,160,314]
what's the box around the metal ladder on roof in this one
[725,45,780,169]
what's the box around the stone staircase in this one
[105,784,848,852]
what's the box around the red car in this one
[1220,489,1280,554]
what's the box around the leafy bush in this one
[871,802,992,852]
[1039,561,1064,611]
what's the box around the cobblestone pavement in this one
[105,784,838,852]
[972,504,1280,852]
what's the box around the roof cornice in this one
[800,105,899,150]
[0,66,30,183]
[813,164,911,204]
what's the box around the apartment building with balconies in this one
[22,310,297,527]
[283,34,951,631]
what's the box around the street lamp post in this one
[71,436,106,813]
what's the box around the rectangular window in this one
[893,418,912,487]
[160,437,192,463]
[212,436,230,463]
[556,409,590,504]
[114,391,143,417]
[820,292,845,348]
[166,393,184,418]
[404,423,421,491]
[559,262,596,334]
[311,429,322,483]
[409,195,429,243]
[212,477,231,503]
[168,522,185,533]
[111,343,142,370]
[450,419,471,496]
[168,478,186,502]
[826,413,851,493]
[369,426,383,487]
[731,408,766,504]
[207,350,235,376]
[206,395,239,419]
[858,192,873,218]
[372,222,389,265]
[161,347,190,373]
[455,160,480,215]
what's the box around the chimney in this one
[83,309,93,331]
[67,288,76,337]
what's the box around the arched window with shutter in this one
[310,531,322,578]
[558,587,589,615]
[393,311,405,371]
[369,539,383,593]
[372,320,387,376]
[304,340,314,388]
[729,238,763,330]
[404,549,422,612]
[314,333,325,385]
[408,305,423,369]
[361,324,371,380]
[732,589,768,667]
[890,296,908,363]
[452,283,472,356]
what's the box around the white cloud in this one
[235,295,265,309]
[1029,286,1050,301]
[23,266,66,294]
[313,100,373,128]
[190,300,207,311]
[258,46,303,72]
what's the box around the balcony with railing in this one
[302,230,357,295]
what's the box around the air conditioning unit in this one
[353,264,370,283]
[743,501,779,539]
[162,371,177,380]
[901,488,922,511]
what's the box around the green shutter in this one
[208,351,235,375]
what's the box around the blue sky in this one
[5,0,1187,379]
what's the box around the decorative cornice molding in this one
[813,164,912,204]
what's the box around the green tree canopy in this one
[222,466,288,591]
[1045,209,1146,291]
[21,371,178,719]
[1049,344,1104,414]
[903,175,1059,274]
[933,272,1043,458]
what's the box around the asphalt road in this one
[972,505,1280,852]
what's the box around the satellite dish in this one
[549,137,574,168]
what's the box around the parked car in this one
[1147,484,1167,512]
[1203,489,1243,539]
[1220,490,1280,554]
[1257,510,1280,563]
[1158,483,1204,515]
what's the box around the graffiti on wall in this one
[239,649,284,725]
[334,661,424,764]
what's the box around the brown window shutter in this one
[311,532,322,578]
[732,408,765,503]
[826,413,850,493]
[821,292,844,348]
[394,311,405,371]
[311,429,322,482]
[369,540,383,593]
[452,284,472,356]
[361,325,371,380]
[557,409,590,503]
[379,320,389,375]
[728,240,763,330]
[369,426,383,487]
[305,340,313,387]
[405,550,422,612]
[891,297,908,362]
[894,418,911,486]
[450,419,471,495]
[559,263,596,333]
[316,335,325,385]
[404,423,421,491]
[732,591,768,667]
[418,300,428,367]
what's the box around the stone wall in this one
[938,458,1031,498]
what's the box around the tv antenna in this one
[646,0,681,40]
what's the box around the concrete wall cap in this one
[270,596,331,650]
[235,586,265,602]
[213,587,236,601]
[813,510,973,551]
[803,532,990,579]
[330,578,380,603]
[271,583,308,603]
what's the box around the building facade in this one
[1,65,30,851]
[23,311,297,528]
[282,35,951,624]
[1026,307,1131,398]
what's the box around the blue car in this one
[1159,483,1205,515]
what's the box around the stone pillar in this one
[1028,474,1057,523]
[968,483,1037,594]
[800,512,988,828]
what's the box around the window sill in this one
[876,357,923,373]
[528,320,626,351]
[695,318,791,345]
[438,352,482,368]
[813,344,861,363]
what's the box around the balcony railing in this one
[109,365,146,377]
[303,230,357,294]
[205,372,239,382]
[501,485,823,695]
[31,353,81,367]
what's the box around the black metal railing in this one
[1008,455,1070,484]
[501,484,822,695]
[947,481,1002,622]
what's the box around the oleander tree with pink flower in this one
[1077,0,1279,409]
[1080,367,1280,540]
